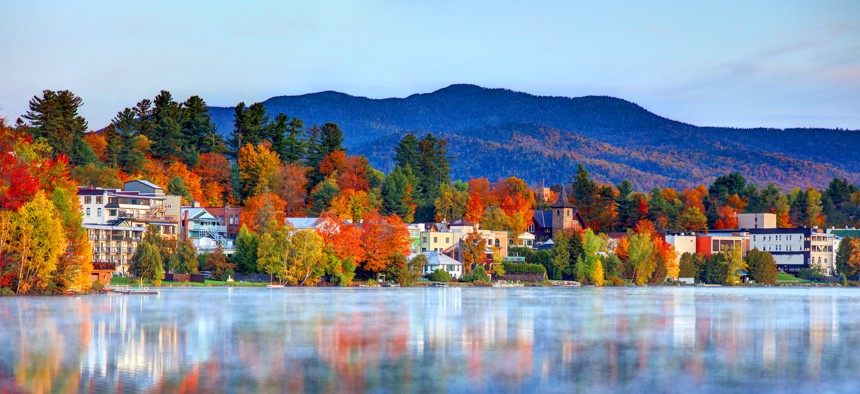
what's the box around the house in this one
[512,232,536,248]
[181,207,235,255]
[694,233,750,258]
[204,205,243,238]
[530,210,553,242]
[417,251,463,279]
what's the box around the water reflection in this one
[2,288,860,393]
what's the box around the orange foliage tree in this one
[274,162,309,216]
[360,212,410,273]
[240,193,287,233]
[82,133,107,161]
[328,189,377,222]
[194,152,231,206]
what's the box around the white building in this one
[417,251,463,279]
[181,207,234,255]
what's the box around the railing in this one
[190,224,227,233]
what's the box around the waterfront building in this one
[78,180,182,275]
[181,206,234,255]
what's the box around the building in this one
[181,207,234,255]
[418,251,463,279]
[204,206,243,238]
[714,228,836,275]
[694,233,750,258]
[665,233,697,266]
[530,210,554,242]
[550,187,586,237]
[78,180,182,275]
[737,213,776,229]
[419,224,456,253]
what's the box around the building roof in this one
[419,250,463,267]
[536,239,555,251]
[449,218,474,227]
[551,187,575,209]
[125,179,163,190]
[286,217,320,230]
[830,229,860,238]
[533,210,553,229]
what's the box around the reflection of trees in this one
[4,289,860,392]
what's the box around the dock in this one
[108,285,159,295]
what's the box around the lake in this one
[1,287,859,393]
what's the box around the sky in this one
[1,0,858,129]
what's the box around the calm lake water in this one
[2,287,860,393]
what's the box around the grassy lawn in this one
[110,277,268,287]
[776,272,809,284]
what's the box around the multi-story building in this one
[78,180,181,275]
[713,228,835,275]
[181,207,234,255]
[694,233,750,258]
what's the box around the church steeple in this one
[551,187,575,209]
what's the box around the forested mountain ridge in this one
[208,84,860,189]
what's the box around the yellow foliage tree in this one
[14,191,67,294]
[238,143,280,198]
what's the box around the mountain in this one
[208,84,860,190]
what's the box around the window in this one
[97,208,102,217]
[86,208,91,216]
[445,237,450,243]
[84,196,92,204]
[109,209,117,217]
[433,237,438,243]
[556,210,560,217]
[96,196,103,204]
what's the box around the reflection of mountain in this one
[0,289,858,392]
[208,85,860,190]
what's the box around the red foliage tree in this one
[360,212,410,273]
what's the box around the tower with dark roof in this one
[551,187,582,236]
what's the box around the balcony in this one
[117,211,177,223]
[190,224,227,233]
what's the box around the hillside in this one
[208,84,860,190]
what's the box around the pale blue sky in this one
[1,0,858,129]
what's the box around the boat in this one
[429,282,448,288]
[266,284,285,288]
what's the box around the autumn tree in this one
[240,193,287,233]
[71,163,123,189]
[360,212,410,273]
[722,244,747,285]
[194,152,232,206]
[12,191,66,294]
[238,143,280,199]
[577,229,605,286]
[461,229,488,273]
[274,162,309,216]
[316,213,364,286]
[434,182,468,222]
[203,246,234,281]
[627,232,654,285]
[283,229,327,286]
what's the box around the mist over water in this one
[1,287,859,393]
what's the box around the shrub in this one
[462,266,489,283]
[502,263,547,275]
[429,268,451,283]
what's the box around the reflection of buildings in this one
[3,289,859,393]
